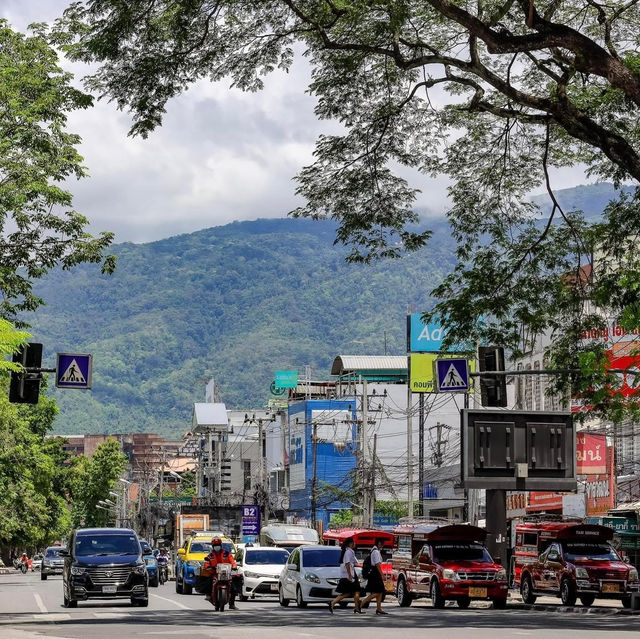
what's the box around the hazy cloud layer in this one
[5,1,587,243]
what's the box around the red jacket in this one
[204,549,236,572]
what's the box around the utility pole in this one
[407,357,414,519]
[430,422,448,468]
[418,394,425,516]
[311,421,318,526]
[361,378,368,524]
[368,433,377,527]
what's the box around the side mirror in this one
[624,556,630,564]
[143,548,152,556]
[177,549,186,558]
[58,549,70,557]
[287,564,298,571]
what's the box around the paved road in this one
[1,572,639,639]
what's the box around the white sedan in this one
[279,545,357,607]
[236,546,290,600]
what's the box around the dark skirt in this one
[336,577,360,595]
[365,570,385,594]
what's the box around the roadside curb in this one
[508,602,640,616]
[0,569,10,575]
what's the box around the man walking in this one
[360,538,388,615]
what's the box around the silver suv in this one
[41,546,66,580]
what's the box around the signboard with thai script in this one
[585,447,615,516]
[576,433,607,474]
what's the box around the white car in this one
[279,545,357,608]
[236,546,290,600]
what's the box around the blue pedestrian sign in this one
[435,358,470,392]
[56,353,93,389]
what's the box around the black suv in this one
[60,528,150,607]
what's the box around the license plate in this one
[602,583,620,593]
[270,584,278,592]
[102,585,117,594]
[469,587,487,598]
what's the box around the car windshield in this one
[431,543,492,563]
[45,548,64,558]
[562,542,620,561]
[190,541,234,554]
[75,534,140,556]
[245,550,289,565]
[303,548,342,568]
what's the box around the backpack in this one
[361,552,372,579]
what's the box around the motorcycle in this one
[157,556,169,586]
[14,558,31,573]
[211,563,232,611]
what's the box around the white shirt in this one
[371,547,382,566]
[339,547,357,579]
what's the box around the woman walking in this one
[329,537,363,614]
[360,538,388,615]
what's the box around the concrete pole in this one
[362,378,368,524]
[407,370,414,519]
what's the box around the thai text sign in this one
[576,433,607,474]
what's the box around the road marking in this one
[93,612,129,619]
[33,593,47,614]
[150,593,192,610]
[32,613,72,622]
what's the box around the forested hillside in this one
[28,184,623,437]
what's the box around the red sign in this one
[585,447,615,516]
[527,492,564,512]
[576,433,607,474]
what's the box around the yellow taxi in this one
[175,531,236,594]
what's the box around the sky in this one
[4,1,589,244]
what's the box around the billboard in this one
[576,433,607,474]
[407,314,447,352]
[409,353,437,392]
[585,447,615,516]
[462,409,576,491]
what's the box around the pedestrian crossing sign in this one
[435,357,470,392]
[56,353,93,389]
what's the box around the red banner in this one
[585,447,615,516]
[576,433,607,474]
[527,492,564,512]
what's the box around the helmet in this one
[211,537,222,546]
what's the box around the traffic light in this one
[9,343,43,404]
[478,346,507,407]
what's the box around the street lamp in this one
[119,478,132,485]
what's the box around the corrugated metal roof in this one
[193,403,228,428]
[331,355,408,376]
[609,501,640,512]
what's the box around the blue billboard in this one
[407,314,447,352]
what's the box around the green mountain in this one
[27,182,631,437]
[29,217,455,437]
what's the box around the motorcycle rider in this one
[156,547,169,582]
[203,537,240,609]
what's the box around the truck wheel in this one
[622,596,632,609]
[183,581,193,595]
[278,585,290,607]
[580,595,595,607]
[41,573,47,581]
[430,580,445,609]
[520,574,537,605]
[149,576,159,588]
[175,575,183,594]
[396,578,412,607]
[457,597,470,609]
[492,597,508,609]
[560,577,577,606]
[296,586,307,608]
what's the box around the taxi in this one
[515,521,640,607]
[175,531,236,595]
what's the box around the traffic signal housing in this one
[478,346,507,407]
[9,343,43,404]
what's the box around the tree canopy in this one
[0,20,115,322]
[52,1,640,417]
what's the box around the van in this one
[259,524,319,553]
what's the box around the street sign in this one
[241,504,261,536]
[56,353,93,389]
[275,371,298,389]
[435,358,470,392]
[409,353,437,393]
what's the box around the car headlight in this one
[575,567,589,579]
[629,568,639,581]
[304,573,321,584]
[70,566,87,576]
[132,564,147,575]
[442,569,457,580]
[244,571,260,578]
[495,569,507,581]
